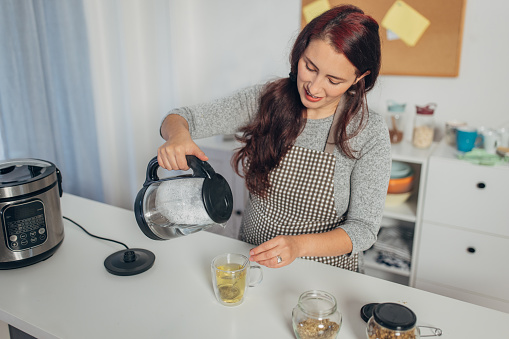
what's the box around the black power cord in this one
[62,216,129,249]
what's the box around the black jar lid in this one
[366,303,416,331]
[360,303,379,323]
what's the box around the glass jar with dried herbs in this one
[292,290,341,339]
[366,303,420,339]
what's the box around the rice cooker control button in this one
[3,200,47,251]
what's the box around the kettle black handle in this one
[144,155,216,186]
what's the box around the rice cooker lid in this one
[0,159,56,193]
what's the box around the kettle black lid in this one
[202,173,233,224]
[0,159,55,187]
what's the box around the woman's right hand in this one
[157,114,209,171]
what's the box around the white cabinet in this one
[423,154,509,236]
[415,141,509,313]
[363,141,436,286]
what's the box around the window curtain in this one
[83,0,177,209]
[0,0,177,210]
[0,0,104,202]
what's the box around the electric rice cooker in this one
[0,158,64,269]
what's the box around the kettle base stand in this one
[104,248,155,276]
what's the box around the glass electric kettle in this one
[134,155,233,240]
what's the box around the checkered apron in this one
[241,108,359,271]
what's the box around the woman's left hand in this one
[249,235,301,268]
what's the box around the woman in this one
[158,5,391,272]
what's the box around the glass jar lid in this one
[373,303,417,331]
[387,100,406,113]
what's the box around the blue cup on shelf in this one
[456,126,477,152]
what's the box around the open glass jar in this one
[292,290,342,339]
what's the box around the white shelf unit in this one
[363,141,437,286]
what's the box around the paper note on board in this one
[381,0,430,47]
[303,0,331,24]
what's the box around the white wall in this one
[169,0,509,138]
[168,0,301,106]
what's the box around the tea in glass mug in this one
[215,263,247,304]
[211,253,263,306]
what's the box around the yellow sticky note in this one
[303,0,331,24]
[381,1,430,47]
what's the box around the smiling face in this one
[297,39,366,119]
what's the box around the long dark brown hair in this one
[232,5,381,197]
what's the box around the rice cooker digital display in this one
[2,200,47,251]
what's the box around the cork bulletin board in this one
[301,0,467,77]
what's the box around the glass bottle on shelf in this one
[386,100,406,144]
[412,103,436,149]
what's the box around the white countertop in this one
[0,194,508,338]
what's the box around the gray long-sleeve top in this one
[164,84,391,254]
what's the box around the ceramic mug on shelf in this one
[211,253,263,306]
[482,128,499,154]
[456,126,478,152]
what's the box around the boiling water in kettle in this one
[155,178,213,226]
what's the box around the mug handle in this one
[249,265,263,287]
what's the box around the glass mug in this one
[211,253,263,306]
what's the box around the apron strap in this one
[324,99,345,154]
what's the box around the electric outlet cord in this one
[62,216,129,250]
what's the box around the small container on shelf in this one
[386,100,406,144]
[292,290,342,339]
[412,103,436,149]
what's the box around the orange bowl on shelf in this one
[387,175,414,194]
[385,192,412,207]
